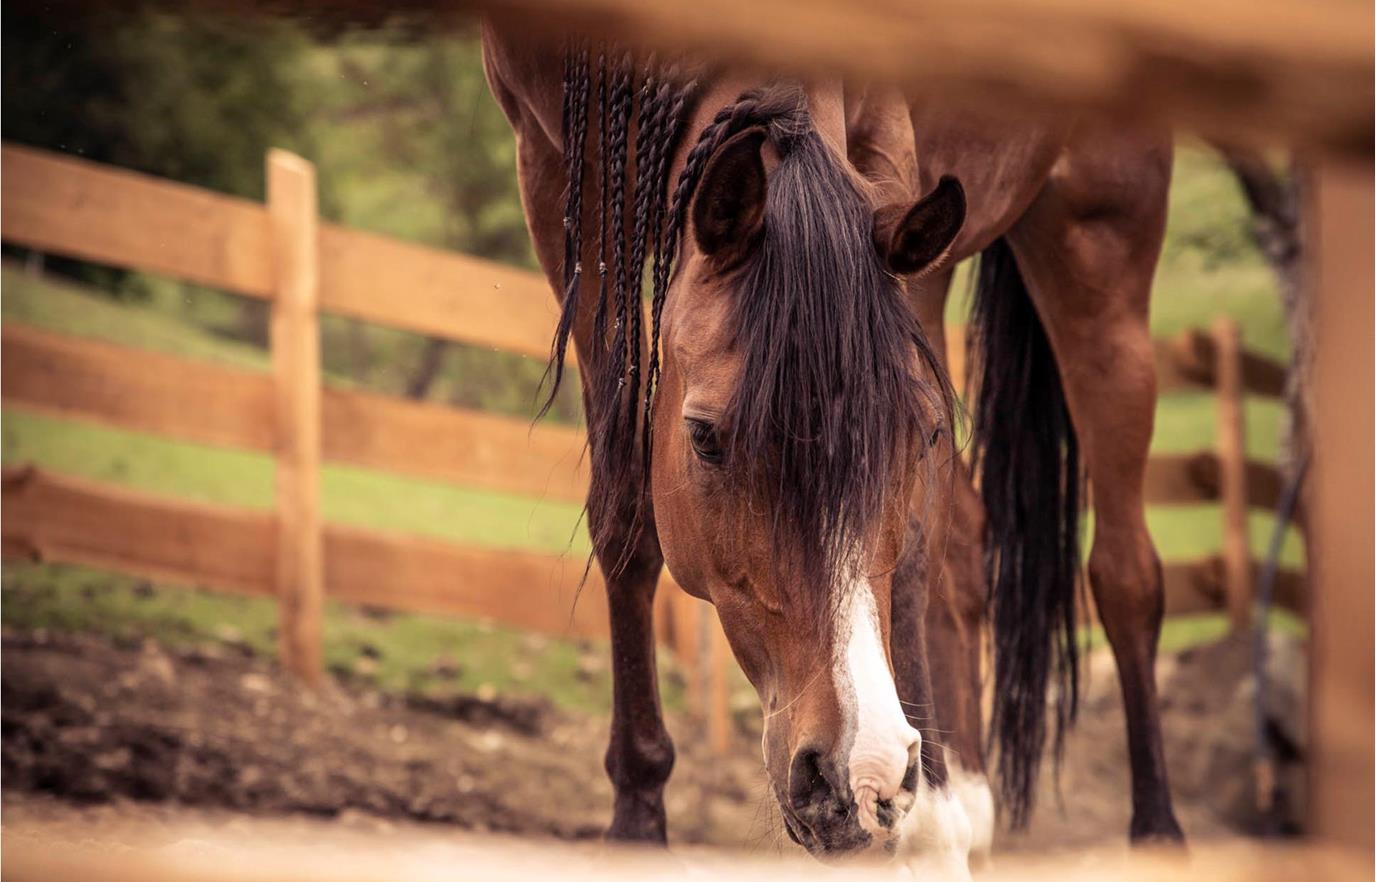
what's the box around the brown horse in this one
[482,24,1181,867]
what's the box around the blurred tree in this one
[321,29,535,399]
[3,8,312,200]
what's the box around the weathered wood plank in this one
[1145,451,1220,504]
[320,386,587,504]
[1161,554,1304,617]
[1,144,273,297]
[0,466,613,641]
[317,223,560,362]
[325,523,609,641]
[1307,161,1374,851]
[1,466,276,597]
[0,143,562,359]
[1144,450,1285,508]
[0,324,590,503]
[0,324,276,451]
[1155,328,1286,398]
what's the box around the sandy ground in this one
[1,625,1307,861]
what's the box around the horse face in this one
[649,124,964,857]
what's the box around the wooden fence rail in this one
[0,142,1305,741]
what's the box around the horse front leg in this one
[498,112,676,842]
[595,503,675,843]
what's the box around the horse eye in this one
[918,425,944,461]
[686,418,724,466]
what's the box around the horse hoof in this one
[1129,813,1186,848]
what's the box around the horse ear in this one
[877,175,966,276]
[692,126,768,262]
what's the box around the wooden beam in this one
[1162,557,1227,616]
[665,587,706,715]
[59,0,1364,157]
[707,609,732,753]
[320,377,587,504]
[1,466,275,596]
[479,0,1371,159]
[1156,328,1287,398]
[1144,451,1220,504]
[0,324,276,452]
[1144,449,1286,509]
[268,149,324,686]
[0,144,273,298]
[0,323,589,503]
[1161,555,1305,617]
[0,466,613,642]
[325,523,609,641]
[0,143,562,359]
[5,829,1375,882]
[318,224,559,363]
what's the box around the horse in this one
[481,24,1182,866]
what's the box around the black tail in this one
[968,237,1084,830]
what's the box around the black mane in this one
[716,93,947,622]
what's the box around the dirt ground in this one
[1,625,1307,858]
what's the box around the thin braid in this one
[594,54,636,527]
[640,76,700,480]
[541,45,591,419]
[591,47,610,350]
[601,54,634,407]
[622,61,667,435]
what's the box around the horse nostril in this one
[788,747,833,812]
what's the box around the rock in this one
[138,644,177,688]
[239,673,273,695]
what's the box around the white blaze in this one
[834,577,920,833]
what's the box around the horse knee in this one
[1088,530,1164,637]
[606,726,675,792]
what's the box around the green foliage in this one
[3,9,312,200]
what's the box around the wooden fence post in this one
[707,611,731,753]
[1307,161,1374,852]
[1213,316,1251,629]
[664,587,704,717]
[268,149,323,686]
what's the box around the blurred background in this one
[0,3,1320,860]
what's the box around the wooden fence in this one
[0,142,1303,740]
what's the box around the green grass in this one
[2,265,269,370]
[1,561,680,714]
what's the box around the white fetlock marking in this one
[947,765,994,867]
[896,782,974,881]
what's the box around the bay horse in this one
[482,23,1182,868]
